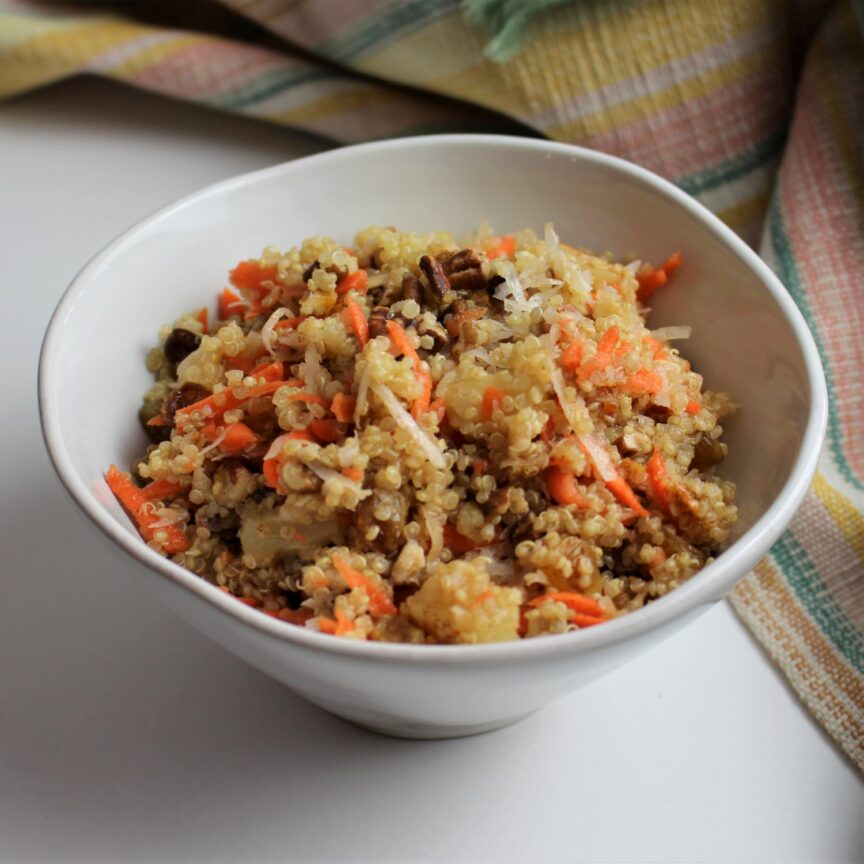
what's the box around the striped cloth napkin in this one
[4,0,862,770]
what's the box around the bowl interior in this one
[45,137,814,568]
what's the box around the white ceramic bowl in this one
[40,135,826,738]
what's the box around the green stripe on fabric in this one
[771,532,864,676]
[677,128,786,198]
[770,195,864,492]
[320,0,457,62]
[212,67,336,110]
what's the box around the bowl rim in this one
[39,133,827,663]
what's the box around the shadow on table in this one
[0,472,554,860]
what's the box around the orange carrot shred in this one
[685,400,701,415]
[481,385,506,421]
[341,467,363,482]
[285,391,330,407]
[336,269,369,295]
[344,294,369,349]
[606,476,648,517]
[544,465,589,508]
[527,592,604,617]
[196,307,209,333]
[219,287,244,319]
[317,617,338,635]
[486,235,516,260]
[331,392,356,423]
[636,251,683,303]
[572,613,605,628]
[248,360,284,382]
[141,479,186,500]
[334,608,355,636]
[624,368,664,395]
[331,553,396,617]
[105,465,190,554]
[647,448,671,509]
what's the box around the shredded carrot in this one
[331,392,356,423]
[196,307,209,333]
[263,458,281,490]
[285,391,330,408]
[334,608,355,636]
[229,260,278,292]
[572,613,605,628]
[481,385,507,421]
[527,591,604,617]
[141,479,186,500]
[105,465,190,554]
[220,422,258,453]
[336,269,369,295]
[331,553,397,617]
[643,336,666,360]
[560,340,584,370]
[219,287,244,319]
[341,467,363,482]
[606,476,648,517]
[637,251,683,303]
[486,234,516,260]
[343,294,369,349]
[175,380,284,426]
[317,617,338,634]
[386,319,420,364]
[624,368,664,395]
[387,320,432,417]
[146,415,167,427]
[309,418,345,443]
[248,360,284,382]
[411,368,433,419]
[287,429,317,441]
[685,400,701,415]
[544,465,589,508]
[578,326,619,379]
[278,608,313,626]
[647,448,671,509]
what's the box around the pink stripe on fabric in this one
[575,68,788,184]
[792,492,864,626]
[130,38,303,100]
[778,73,864,480]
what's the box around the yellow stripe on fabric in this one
[0,11,76,50]
[107,33,206,79]
[0,17,151,98]
[355,0,774,118]
[545,47,770,141]
[266,84,412,125]
[812,472,864,567]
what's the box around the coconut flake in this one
[371,382,446,469]
[304,461,371,500]
[304,345,324,395]
[579,431,618,483]
[199,427,228,456]
[649,325,692,342]
[354,361,373,423]
[261,307,293,356]
[424,509,446,564]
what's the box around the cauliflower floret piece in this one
[403,558,522,643]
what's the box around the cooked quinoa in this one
[108,224,738,644]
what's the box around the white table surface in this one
[1,78,861,864]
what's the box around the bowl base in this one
[314,702,539,740]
